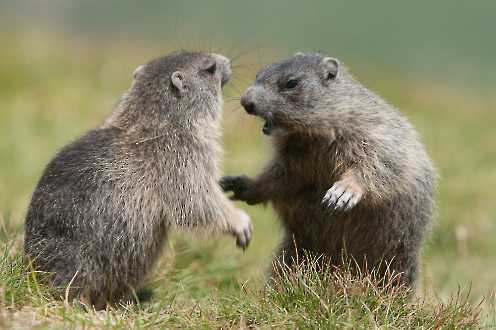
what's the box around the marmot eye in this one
[327,72,336,80]
[285,79,299,89]
[206,63,217,74]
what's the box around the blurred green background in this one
[2,0,496,88]
[0,0,495,323]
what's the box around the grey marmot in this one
[24,51,252,309]
[221,53,436,288]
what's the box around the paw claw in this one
[344,196,359,211]
[326,185,345,208]
[333,191,353,214]
[233,210,252,250]
[323,181,363,214]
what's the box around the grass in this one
[0,246,484,329]
[1,30,496,328]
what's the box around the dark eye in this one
[206,62,217,74]
[285,79,299,89]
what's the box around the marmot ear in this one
[171,71,186,93]
[133,64,146,79]
[322,57,339,80]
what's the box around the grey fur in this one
[24,51,252,309]
[221,53,437,288]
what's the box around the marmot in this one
[24,51,252,309]
[221,53,437,288]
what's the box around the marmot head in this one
[110,51,231,130]
[240,53,350,136]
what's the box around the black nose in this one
[241,97,256,115]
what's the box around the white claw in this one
[233,210,252,250]
[322,182,363,214]
[335,191,353,210]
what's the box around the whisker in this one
[231,46,261,64]
[225,84,244,97]
[232,76,253,87]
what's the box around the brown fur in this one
[24,51,252,309]
[221,53,437,288]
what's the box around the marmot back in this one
[24,51,252,309]
[222,53,437,288]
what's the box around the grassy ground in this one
[1,31,495,328]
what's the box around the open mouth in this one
[262,119,274,135]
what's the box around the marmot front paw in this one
[231,209,253,250]
[220,175,250,200]
[322,180,364,212]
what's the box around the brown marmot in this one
[221,52,437,288]
[24,51,252,309]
